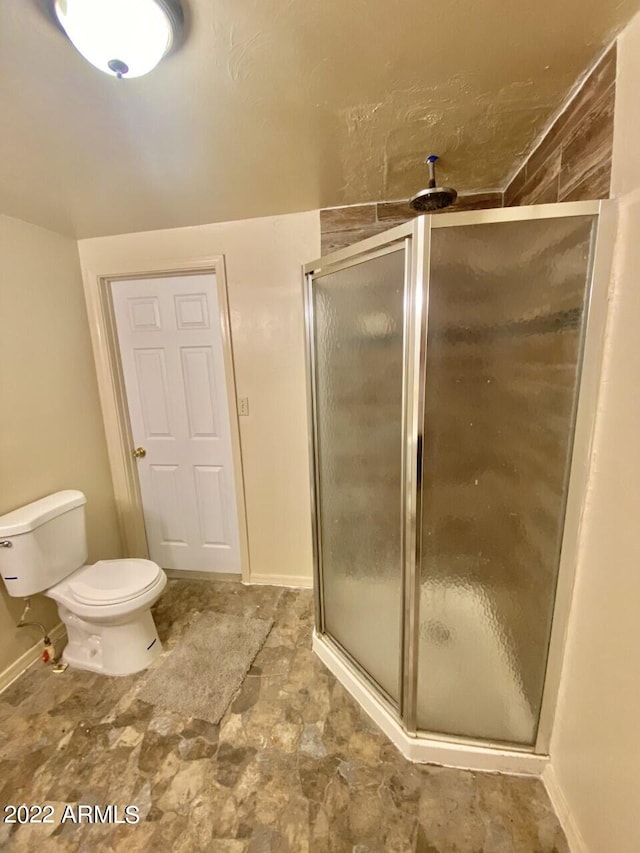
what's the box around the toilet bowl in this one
[0,491,167,676]
[48,558,167,676]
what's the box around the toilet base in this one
[58,605,162,676]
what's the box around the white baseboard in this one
[543,763,588,853]
[0,622,67,695]
[164,569,313,590]
[164,569,241,582]
[247,573,313,589]
[313,631,548,776]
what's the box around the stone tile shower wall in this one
[505,45,616,206]
[320,193,503,254]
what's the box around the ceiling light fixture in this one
[53,0,183,79]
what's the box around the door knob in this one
[132,447,147,459]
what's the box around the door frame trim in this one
[81,255,251,582]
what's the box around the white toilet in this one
[0,490,167,676]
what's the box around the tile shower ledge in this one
[313,632,548,776]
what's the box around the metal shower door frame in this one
[303,199,616,756]
[303,230,414,710]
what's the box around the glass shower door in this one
[310,246,407,703]
[415,215,597,745]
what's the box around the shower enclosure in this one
[303,201,614,768]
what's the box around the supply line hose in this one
[17,597,51,645]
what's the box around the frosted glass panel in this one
[313,249,406,701]
[416,216,596,744]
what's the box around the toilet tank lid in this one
[0,490,87,537]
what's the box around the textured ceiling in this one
[1,0,640,237]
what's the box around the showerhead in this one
[409,187,458,212]
[409,155,457,212]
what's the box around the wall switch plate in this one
[238,396,249,416]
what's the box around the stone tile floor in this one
[0,581,569,852]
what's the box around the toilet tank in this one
[0,491,88,598]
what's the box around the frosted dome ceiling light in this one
[53,0,183,79]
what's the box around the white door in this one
[111,273,241,575]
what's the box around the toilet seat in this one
[67,559,162,606]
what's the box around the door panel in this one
[194,465,228,546]
[181,347,219,437]
[150,464,188,544]
[128,296,161,331]
[134,349,173,436]
[175,293,209,328]
[112,273,241,574]
[312,248,407,703]
[416,215,596,744]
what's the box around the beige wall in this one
[0,215,121,675]
[78,211,320,585]
[550,13,640,853]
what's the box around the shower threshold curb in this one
[313,631,548,776]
